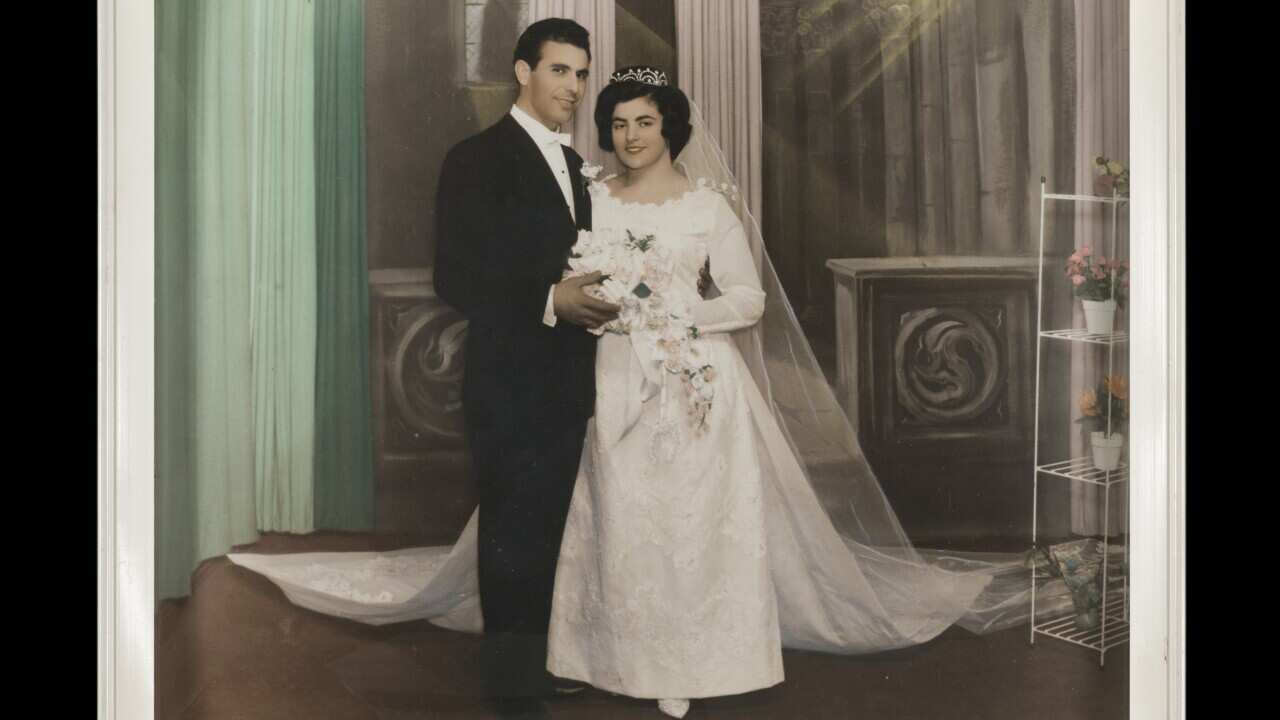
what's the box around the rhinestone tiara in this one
[609,66,669,87]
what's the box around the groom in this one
[433,17,619,707]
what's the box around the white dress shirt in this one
[509,104,575,327]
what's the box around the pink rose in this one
[1072,275,1086,286]
[1069,252,1083,264]
[1092,267,1106,280]
[1080,246,1093,257]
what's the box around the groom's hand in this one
[553,271,621,329]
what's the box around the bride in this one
[230,66,1034,719]
[546,68,786,716]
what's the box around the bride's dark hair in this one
[594,69,693,160]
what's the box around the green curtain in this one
[157,0,262,600]
[248,0,318,532]
[314,0,374,531]
[157,0,376,598]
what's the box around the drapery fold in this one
[314,0,375,531]
[157,0,371,598]
[1070,0,1129,536]
[158,0,264,600]
[675,0,763,220]
[248,0,318,534]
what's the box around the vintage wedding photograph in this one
[98,0,1185,718]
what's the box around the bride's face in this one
[611,97,668,172]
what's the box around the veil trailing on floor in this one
[669,99,1049,641]
[230,89,1089,645]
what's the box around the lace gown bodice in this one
[589,177,765,331]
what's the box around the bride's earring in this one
[658,698,690,718]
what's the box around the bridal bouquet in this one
[566,228,716,435]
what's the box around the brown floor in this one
[157,531,1128,720]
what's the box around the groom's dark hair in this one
[595,76,693,160]
[513,18,591,69]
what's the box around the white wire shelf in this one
[1033,591,1129,655]
[1039,328,1128,346]
[1036,457,1128,487]
[1043,192,1128,204]
[1031,180,1129,667]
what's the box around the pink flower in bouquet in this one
[1069,251,1083,264]
[1080,245,1093,257]
[1091,266,1106,280]
[702,367,717,382]
[1071,275,1086,286]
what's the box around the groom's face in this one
[515,41,590,130]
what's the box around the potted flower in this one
[1093,155,1129,200]
[1066,247,1129,334]
[1077,375,1128,471]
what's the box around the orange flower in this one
[1104,375,1128,400]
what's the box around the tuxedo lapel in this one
[563,147,591,231]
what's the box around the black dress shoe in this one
[549,677,590,697]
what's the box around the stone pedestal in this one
[827,256,1040,548]
[369,268,475,540]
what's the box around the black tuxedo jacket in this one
[434,114,597,440]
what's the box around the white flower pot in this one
[1081,299,1118,334]
[1090,432,1125,471]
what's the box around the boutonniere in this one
[580,162,603,183]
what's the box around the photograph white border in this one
[96,1,1186,717]
[100,0,155,717]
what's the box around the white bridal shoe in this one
[658,698,690,718]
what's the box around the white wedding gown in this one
[546,180,785,699]
[227,179,1004,701]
